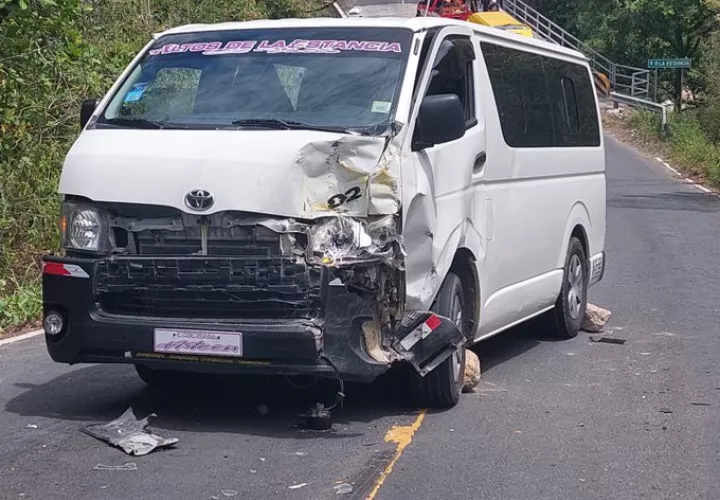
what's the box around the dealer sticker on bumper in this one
[153,329,243,357]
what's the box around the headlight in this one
[61,202,107,252]
[307,216,397,266]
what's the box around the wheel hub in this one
[568,254,584,320]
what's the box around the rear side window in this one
[481,43,600,148]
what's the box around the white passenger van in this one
[42,16,605,408]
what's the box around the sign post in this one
[648,58,692,106]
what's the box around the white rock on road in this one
[463,350,481,393]
[581,303,612,332]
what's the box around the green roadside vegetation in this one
[0,0,312,333]
[606,29,720,188]
[1,0,719,332]
[528,0,720,184]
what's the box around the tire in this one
[135,364,181,389]
[543,236,588,339]
[409,272,467,409]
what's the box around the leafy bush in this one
[626,109,663,143]
[667,113,720,184]
[0,0,310,331]
[624,108,720,187]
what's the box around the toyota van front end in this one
[42,21,466,403]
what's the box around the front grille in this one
[95,257,321,320]
[135,226,283,257]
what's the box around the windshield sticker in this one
[371,101,392,113]
[149,39,403,56]
[123,82,148,103]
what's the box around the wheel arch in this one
[558,202,592,270]
[448,247,480,341]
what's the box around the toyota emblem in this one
[184,189,214,211]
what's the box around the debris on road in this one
[589,336,626,345]
[691,402,711,407]
[289,483,308,490]
[93,463,138,471]
[463,350,481,393]
[659,408,673,414]
[221,490,239,497]
[257,404,269,416]
[300,403,332,431]
[81,408,178,456]
[581,303,612,332]
[334,483,353,495]
[25,424,38,429]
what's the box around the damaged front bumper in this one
[42,254,463,383]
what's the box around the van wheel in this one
[544,236,588,339]
[409,272,467,409]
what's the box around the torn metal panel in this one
[295,136,400,217]
[361,321,396,364]
[81,408,178,456]
[392,311,464,377]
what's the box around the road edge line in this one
[655,157,719,197]
[332,2,347,17]
[655,157,681,176]
[0,329,44,346]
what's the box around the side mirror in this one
[412,94,466,151]
[80,99,99,129]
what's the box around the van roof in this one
[156,17,588,63]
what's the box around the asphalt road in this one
[2,135,720,500]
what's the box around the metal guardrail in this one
[609,92,668,132]
[503,0,651,100]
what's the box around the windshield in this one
[97,28,413,133]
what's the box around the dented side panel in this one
[400,26,486,311]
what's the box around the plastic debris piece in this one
[691,402,711,407]
[335,483,353,495]
[300,403,332,431]
[93,463,138,471]
[659,408,673,414]
[289,483,308,490]
[81,408,178,456]
[221,490,239,497]
[26,424,38,429]
[589,336,626,345]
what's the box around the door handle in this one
[473,152,487,174]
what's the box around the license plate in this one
[153,328,242,357]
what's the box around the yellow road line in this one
[365,410,427,500]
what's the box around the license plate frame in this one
[153,328,243,358]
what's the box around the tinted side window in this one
[481,43,600,148]
[426,36,477,127]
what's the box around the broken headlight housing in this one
[61,201,109,252]
[307,215,398,266]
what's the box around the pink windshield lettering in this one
[149,39,404,56]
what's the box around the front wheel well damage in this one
[448,248,479,340]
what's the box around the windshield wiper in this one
[103,117,182,129]
[230,118,346,133]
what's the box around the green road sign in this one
[648,58,692,69]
